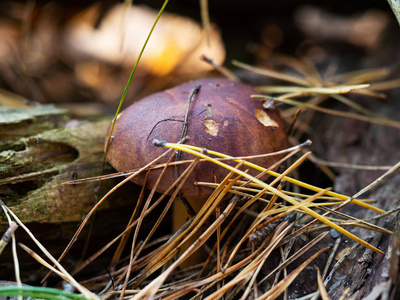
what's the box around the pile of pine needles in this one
[1,54,400,300]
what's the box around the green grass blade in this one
[103,0,170,172]
[0,286,90,300]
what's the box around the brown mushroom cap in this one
[106,78,288,201]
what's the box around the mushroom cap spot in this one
[255,108,279,127]
[204,120,219,136]
[105,78,288,201]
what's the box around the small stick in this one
[0,207,21,300]
[173,85,201,217]
[201,56,239,81]
[174,85,201,178]
[0,222,18,255]
[286,108,301,136]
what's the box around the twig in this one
[0,221,18,255]
[201,56,239,81]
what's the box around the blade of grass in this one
[0,286,89,300]
[103,0,170,173]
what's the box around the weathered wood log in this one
[0,104,151,280]
[0,105,119,225]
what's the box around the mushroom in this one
[105,77,288,201]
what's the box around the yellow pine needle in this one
[271,54,322,84]
[228,151,310,240]
[216,150,309,267]
[257,188,331,223]
[317,268,330,300]
[338,288,351,300]
[232,60,311,86]
[331,94,383,118]
[241,223,293,300]
[200,0,211,46]
[1,205,99,300]
[197,182,375,205]
[139,165,241,280]
[19,243,66,279]
[197,181,374,203]
[132,191,239,300]
[350,88,386,99]
[327,67,390,84]
[369,78,400,91]
[256,84,369,95]
[155,141,384,254]
[179,144,385,214]
[258,247,330,300]
[203,224,293,300]
[252,95,400,129]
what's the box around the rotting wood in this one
[0,104,119,225]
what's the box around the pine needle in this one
[317,268,330,300]
[252,95,400,129]
[154,141,384,254]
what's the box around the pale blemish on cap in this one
[204,119,219,136]
[255,109,279,127]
